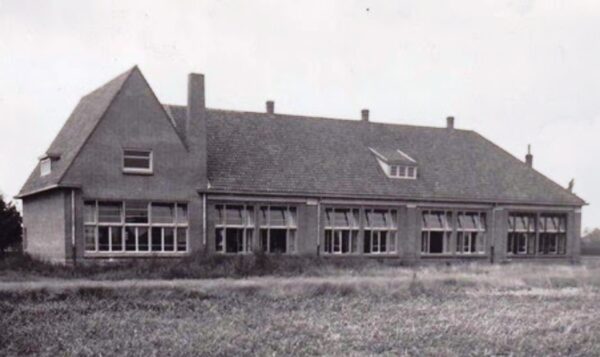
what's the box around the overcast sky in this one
[0,0,598,229]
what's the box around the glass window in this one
[84,226,96,251]
[138,227,149,251]
[98,202,122,223]
[164,228,175,251]
[84,201,96,223]
[215,205,255,253]
[421,210,452,254]
[125,201,148,223]
[123,149,152,172]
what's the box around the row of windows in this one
[81,202,569,257]
[84,201,188,253]
[421,211,487,254]
[507,213,567,255]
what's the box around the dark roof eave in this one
[15,184,82,199]
[198,188,586,208]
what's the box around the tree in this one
[0,194,22,253]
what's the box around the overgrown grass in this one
[3,256,600,355]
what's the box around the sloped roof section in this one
[371,147,417,165]
[205,109,585,206]
[18,67,137,197]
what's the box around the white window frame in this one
[84,200,188,255]
[259,205,297,254]
[40,158,52,176]
[323,207,360,255]
[215,204,255,254]
[363,208,397,254]
[455,211,486,255]
[388,164,418,179]
[122,149,153,174]
[421,210,453,255]
[507,213,536,256]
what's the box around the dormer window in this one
[40,158,51,176]
[370,148,418,180]
[390,165,418,179]
[123,149,153,174]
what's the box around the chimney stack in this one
[525,144,533,167]
[186,72,208,188]
[568,179,575,193]
[266,100,275,114]
[361,109,369,122]
[446,116,455,129]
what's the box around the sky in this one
[0,0,598,230]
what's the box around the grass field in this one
[2,258,600,356]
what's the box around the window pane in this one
[176,228,187,251]
[260,207,269,227]
[270,207,287,226]
[164,228,175,251]
[98,202,122,223]
[176,204,188,224]
[226,206,244,225]
[269,229,287,253]
[125,227,136,251]
[123,157,150,169]
[325,209,334,227]
[151,227,162,251]
[111,227,123,251]
[246,207,255,226]
[124,150,151,157]
[216,205,225,226]
[84,226,96,251]
[125,201,148,223]
[324,230,332,253]
[152,203,174,224]
[366,210,387,228]
[84,202,96,223]
[364,231,372,253]
[226,228,243,253]
[98,227,110,251]
[388,232,396,252]
[407,166,415,177]
[138,227,149,251]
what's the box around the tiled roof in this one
[18,67,136,197]
[18,68,585,206]
[201,109,584,206]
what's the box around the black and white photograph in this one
[1,0,599,355]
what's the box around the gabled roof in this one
[202,109,584,206]
[18,68,585,207]
[17,67,137,197]
[370,147,417,165]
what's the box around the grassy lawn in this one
[2,258,600,356]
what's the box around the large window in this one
[538,214,567,255]
[122,149,153,174]
[421,210,452,254]
[507,213,537,255]
[215,205,254,254]
[363,209,397,254]
[84,201,188,254]
[324,208,359,254]
[260,206,297,254]
[456,212,486,254]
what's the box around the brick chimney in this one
[361,109,369,122]
[525,144,533,167]
[187,73,207,187]
[266,100,275,114]
[446,116,455,129]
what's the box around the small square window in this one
[40,158,51,176]
[123,149,153,173]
